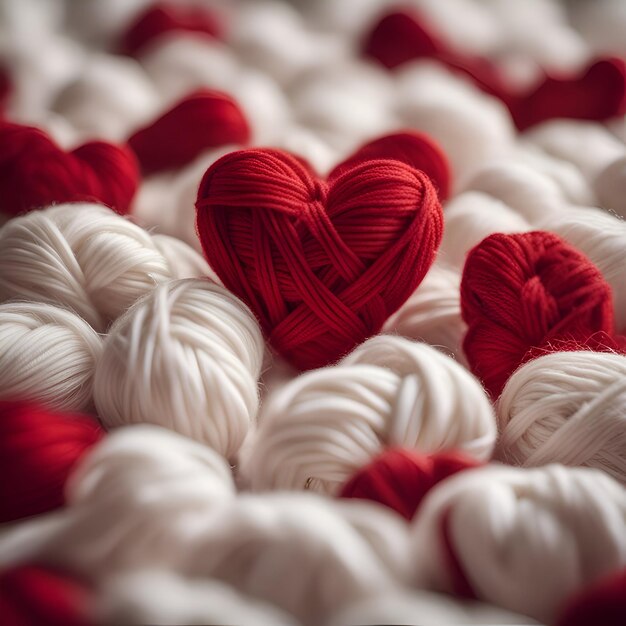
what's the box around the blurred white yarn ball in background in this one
[243,336,495,494]
[439,191,530,269]
[0,301,102,412]
[383,262,467,366]
[94,279,264,459]
[411,464,626,622]
[151,234,216,281]
[594,155,626,219]
[538,206,626,331]
[0,203,173,332]
[497,351,626,483]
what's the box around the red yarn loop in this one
[461,231,615,399]
[363,10,626,129]
[0,565,92,626]
[328,131,452,200]
[0,400,104,523]
[339,448,482,521]
[117,1,223,57]
[128,89,250,175]
[0,121,139,216]
[196,148,443,370]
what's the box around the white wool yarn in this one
[0,301,102,412]
[151,234,216,281]
[98,570,298,626]
[383,262,467,366]
[0,203,173,332]
[0,425,235,574]
[594,155,626,219]
[411,464,626,622]
[463,161,565,224]
[53,54,161,142]
[439,191,530,269]
[524,120,626,181]
[243,336,496,494]
[94,279,264,459]
[329,588,541,626]
[497,351,626,484]
[181,493,411,625]
[395,62,515,186]
[538,206,626,331]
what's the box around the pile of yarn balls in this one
[1,1,625,625]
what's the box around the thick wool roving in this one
[0,203,173,332]
[99,570,298,626]
[0,565,92,626]
[497,350,626,483]
[196,148,443,370]
[411,464,626,622]
[127,89,250,175]
[538,206,626,331]
[0,400,104,522]
[242,336,496,494]
[0,302,102,412]
[181,493,411,625]
[0,426,235,576]
[117,1,223,57]
[340,448,482,521]
[382,261,467,365]
[94,279,263,459]
[0,121,139,216]
[461,230,615,398]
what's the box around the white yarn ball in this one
[463,161,565,224]
[182,493,411,625]
[94,279,264,459]
[439,191,530,269]
[383,262,467,366]
[53,54,160,142]
[396,62,515,186]
[411,464,626,621]
[538,206,626,331]
[151,234,215,281]
[0,424,235,574]
[524,120,625,181]
[243,336,496,494]
[497,351,626,484]
[594,155,626,219]
[98,570,298,626]
[329,588,541,626]
[0,301,102,411]
[0,203,173,332]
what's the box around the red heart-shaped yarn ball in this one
[196,148,443,370]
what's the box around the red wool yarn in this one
[196,148,443,370]
[363,10,626,129]
[0,121,139,216]
[117,1,223,57]
[339,449,482,521]
[128,89,250,175]
[555,569,626,626]
[328,131,452,201]
[461,231,615,399]
[0,400,104,523]
[0,565,92,626]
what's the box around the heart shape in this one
[0,121,139,217]
[128,89,250,175]
[196,147,443,370]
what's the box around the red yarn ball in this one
[128,89,250,175]
[328,131,452,201]
[196,148,443,370]
[117,1,223,57]
[555,569,626,626]
[0,121,139,217]
[0,565,92,626]
[461,231,615,399]
[339,448,482,521]
[0,400,104,523]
